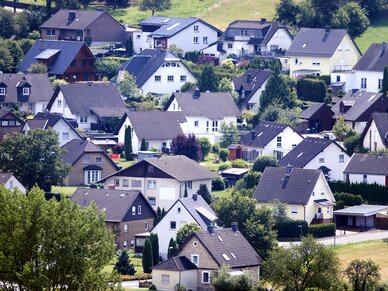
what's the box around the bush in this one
[219,148,228,162]
[275,219,308,238]
[231,159,248,168]
[335,200,345,210]
[244,171,261,189]
[308,223,336,238]
[212,143,220,154]
[212,177,225,191]
[120,273,152,281]
[252,156,277,172]
[297,78,327,102]
[334,192,363,206]
[218,162,231,172]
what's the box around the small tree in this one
[149,233,160,265]
[197,184,212,204]
[142,238,153,273]
[167,237,178,258]
[114,251,136,275]
[382,66,388,95]
[199,137,211,160]
[344,259,381,291]
[124,126,133,161]
[139,0,172,16]
[28,63,48,73]
[171,133,201,162]
[333,114,349,142]
[213,265,254,291]
[168,44,184,58]
[125,36,134,57]
[119,72,139,100]
[219,122,239,148]
[198,65,218,92]
[176,223,201,248]
[140,138,148,151]
[252,156,277,172]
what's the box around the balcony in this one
[334,65,352,72]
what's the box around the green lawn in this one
[115,158,135,169]
[51,186,78,196]
[212,188,231,199]
[356,10,388,52]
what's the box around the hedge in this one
[308,223,336,238]
[276,219,308,238]
[334,192,363,206]
[212,177,225,191]
[297,78,327,102]
[329,181,388,205]
[121,273,152,281]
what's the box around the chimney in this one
[207,224,214,234]
[325,25,330,33]
[68,11,76,23]
[193,88,200,99]
[246,73,252,84]
[260,18,266,24]
[286,163,293,175]
[231,222,238,232]
[192,193,198,201]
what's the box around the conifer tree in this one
[124,126,133,161]
[167,238,178,258]
[150,233,160,265]
[114,251,136,275]
[142,238,153,273]
[140,138,148,151]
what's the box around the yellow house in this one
[286,27,361,77]
[253,166,336,224]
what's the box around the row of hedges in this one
[308,223,336,238]
[334,192,363,210]
[120,273,152,281]
[297,78,327,102]
[276,219,308,238]
[329,181,388,205]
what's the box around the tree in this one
[171,133,201,162]
[0,129,71,192]
[331,2,370,37]
[344,131,364,155]
[149,233,160,265]
[181,81,197,92]
[167,237,178,258]
[124,126,133,161]
[198,65,218,92]
[263,236,341,290]
[142,238,153,273]
[197,184,212,204]
[382,66,388,95]
[114,251,136,275]
[139,0,172,16]
[0,9,16,39]
[140,137,148,151]
[212,265,254,291]
[0,45,13,73]
[252,156,277,172]
[176,222,201,247]
[199,137,211,160]
[276,0,300,25]
[271,199,288,223]
[125,36,134,57]
[168,44,184,58]
[344,259,381,291]
[95,57,126,80]
[28,63,48,74]
[0,186,119,290]
[119,72,139,101]
[218,77,237,98]
[219,122,239,148]
[333,114,350,142]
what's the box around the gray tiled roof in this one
[71,188,144,222]
[40,9,105,29]
[300,103,334,119]
[179,195,217,229]
[167,92,240,119]
[241,121,290,148]
[232,69,271,103]
[353,43,388,71]
[0,171,12,184]
[253,167,321,204]
[153,256,197,271]
[189,228,263,268]
[344,153,388,175]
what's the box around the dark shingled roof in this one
[153,256,198,271]
[364,113,388,146]
[353,43,388,71]
[286,28,360,57]
[0,171,12,184]
[71,188,145,222]
[0,110,24,141]
[232,69,271,103]
[187,228,263,268]
[48,82,126,118]
[166,92,240,119]
[0,73,53,104]
[253,167,322,204]
[40,9,107,29]
[300,103,334,119]
[241,121,290,148]
[278,137,344,168]
[18,40,92,75]
[344,153,388,175]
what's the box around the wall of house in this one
[329,34,361,73]
[63,46,96,82]
[132,31,153,54]
[289,56,331,76]
[4,176,26,193]
[223,41,254,56]
[53,119,81,146]
[263,28,293,52]
[152,270,197,291]
[49,91,75,119]
[353,70,383,93]
[87,13,124,43]
[363,120,386,151]
[246,79,269,113]
[346,120,367,134]
[330,71,355,92]
[262,127,303,159]
[117,117,140,152]
[346,173,386,186]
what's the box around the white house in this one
[239,121,304,161]
[254,166,336,224]
[0,171,26,193]
[278,137,350,181]
[165,90,240,144]
[46,82,127,132]
[132,16,222,54]
[361,113,388,151]
[115,111,187,154]
[118,49,197,96]
[151,194,217,259]
[344,153,388,186]
[99,155,217,211]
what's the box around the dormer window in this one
[0,88,5,95]
[23,88,30,95]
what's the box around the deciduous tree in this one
[199,137,211,160]
[176,222,201,247]
[139,0,172,16]
[219,122,239,148]
[344,259,381,291]
[171,133,201,162]
[28,62,48,74]
[198,65,218,92]
[252,156,277,172]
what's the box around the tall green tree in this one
[140,137,148,151]
[198,65,218,92]
[198,137,211,160]
[114,251,136,275]
[139,0,172,16]
[344,259,381,291]
[382,66,388,95]
[124,126,133,161]
[252,156,277,172]
[331,2,370,37]
[167,237,178,258]
[149,233,160,265]
[0,129,71,192]
[125,36,134,57]
[176,222,201,248]
[0,45,13,73]
[197,184,212,204]
[142,238,153,273]
[119,71,139,101]
[332,114,349,142]
[219,122,239,148]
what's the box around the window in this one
[132,206,136,215]
[194,25,199,32]
[162,142,167,147]
[336,75,341,82]
[123,224,128,233]
[162,275,170,285]
[203,37,208,44]
[148,197,156,205]
[123,240,128,249]
[202,272,210,284]
[80,116,88,123]
[167,75,174,82]
[23,88,30,95]
[114,178,120,187]
[177,207,181,214]
[312,59,320,65]
[155,75,161,82]
[96,156,102,163]
[138,205,142,214]
[191,254,199,266]
[131,179,142,188]
[0,88,5,95]
[187,181,192,189]
[291,208,298,214]
[147,180,156,190]
[136,34,141,39]
[194,120,199,127]
[363,174,367,183]
[85,170,100,184]
[295,58,299,64]
[62,132,69,140]
[57,99,62,107]
[9,180,13,189]
[361,78,367,89]
[170,221,176,230]
[378,79,383,90]
[206,121,209,132]
[194,37,199,44]
[47,29,56,36]
[277,136,282,148]
[180,75,186,82]
[227,43,233,49]
[319,157,325,163]
[144,221,149,230]
[123,178,129,187]
[212,120,218,132]
[339,154,345,163]
[82,156,90,163]
[270,45,279,51]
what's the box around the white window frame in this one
[191,254,199,266]
[193,37,199,44]
[194,120,199,127]
[277,136,282,148]
[80,116,88,123]
[167,75,174,82]
[227,43,233,49]
[47,29,56,36]
[148,197,156,205]
[82,156,90,163]
[154,75,161,82]
[202,271,210,284]
[170,221,176,230]
[62,132,69,141]
[85,170,101,185]
[147,180,156,190]
[123,240,128,249]
[57,99,62,107]
[132,206,136,215]
[22,88,30,95]
[144,221,149,230]
[203,37,208,44]
[96,156,103,163]
[193,25,199,32]
[212,120,218,132]
[0,88,5,95]
[131,179,142,188]
[122,178,129,187]
[361,78,367,89]
[319,157,325,163]
[161,274,170,285]
[187,181,192,189]
[180,75,186,82]
[137,205,142,214]
[378,79,383,90]
[123,223,128,233]
[339,154,344,163]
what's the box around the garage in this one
[334,205,388,230]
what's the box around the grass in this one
[51,186,78,196]
[200,152,221,173]
[212,188,231,199]
[333,239,388,281]
[115,158,135,169]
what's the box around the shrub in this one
[219,148,228,162]
[334,192,363,206]
[252,156,277,172]
[244,171,261,189]
[308,223,336,238]
[120,273,152,281]
[218,162,231,172]
[212,177,225,191]
[335,200,345,210]
[231,159,248,168]
[297,78,327,102]
[275,219,308,238]
[212,143,220,154]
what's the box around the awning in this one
[334,204,388,217]
[314,199,335,206]
[83,165,103,171]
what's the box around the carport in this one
[334,205,388,230]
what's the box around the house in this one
[218,19,293,59]
[286,27,361,77]
[0,110,24,141]
[152,225,263,291]
[253,166,336,224]
[331,91,388,133]
[62,138,120,186]
[0,171,26,193]
[115,111,187,154]
[71,188,156,250]
[151,194,217,260]
[0,73,54,115]
[165,90,240,144]
[232,69,272,112]
[18,40,96,82]
[299,103,335,133]
[278,137,350,181]
[132,16,222,53]
[334,204,388,229]
[40,9,124,45]
[343,153,388,186]
[361,113,388,151]
[98,155,217,210]
[117,49,196,95]
[239,121,304,161]
[46,82,127,132]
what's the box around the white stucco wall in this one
[53,119,81,146]
[346,173,386,186]
[362,120,386,151]
[353,70,383,93]
[132,31,153,54]
[3,176,26,193]
[263,28,293,52]
[49,91,75,119]
[262,127,304,159]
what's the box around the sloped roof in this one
[0,73,53,103]
[18,40,91,75]
[0,171,12,184]
[166,92,240,119]
[344,153,388,175]
[40,9,105,29]
[253,167,322,204]
[71,188,146,222]
[153,256,197,271]
[241,121,290,148]
[353,43,388,71]
[179,195,217,229]
[300,102,334,119]
[0,110,24,141]
[232,69,271,102]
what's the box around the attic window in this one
[222,254,230,261]
[297,152,303,158]
[23,88,30,95]
[231,253,236,259]
[217,235,223,242]
[302,43,307,48]
[0,88,5,95]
